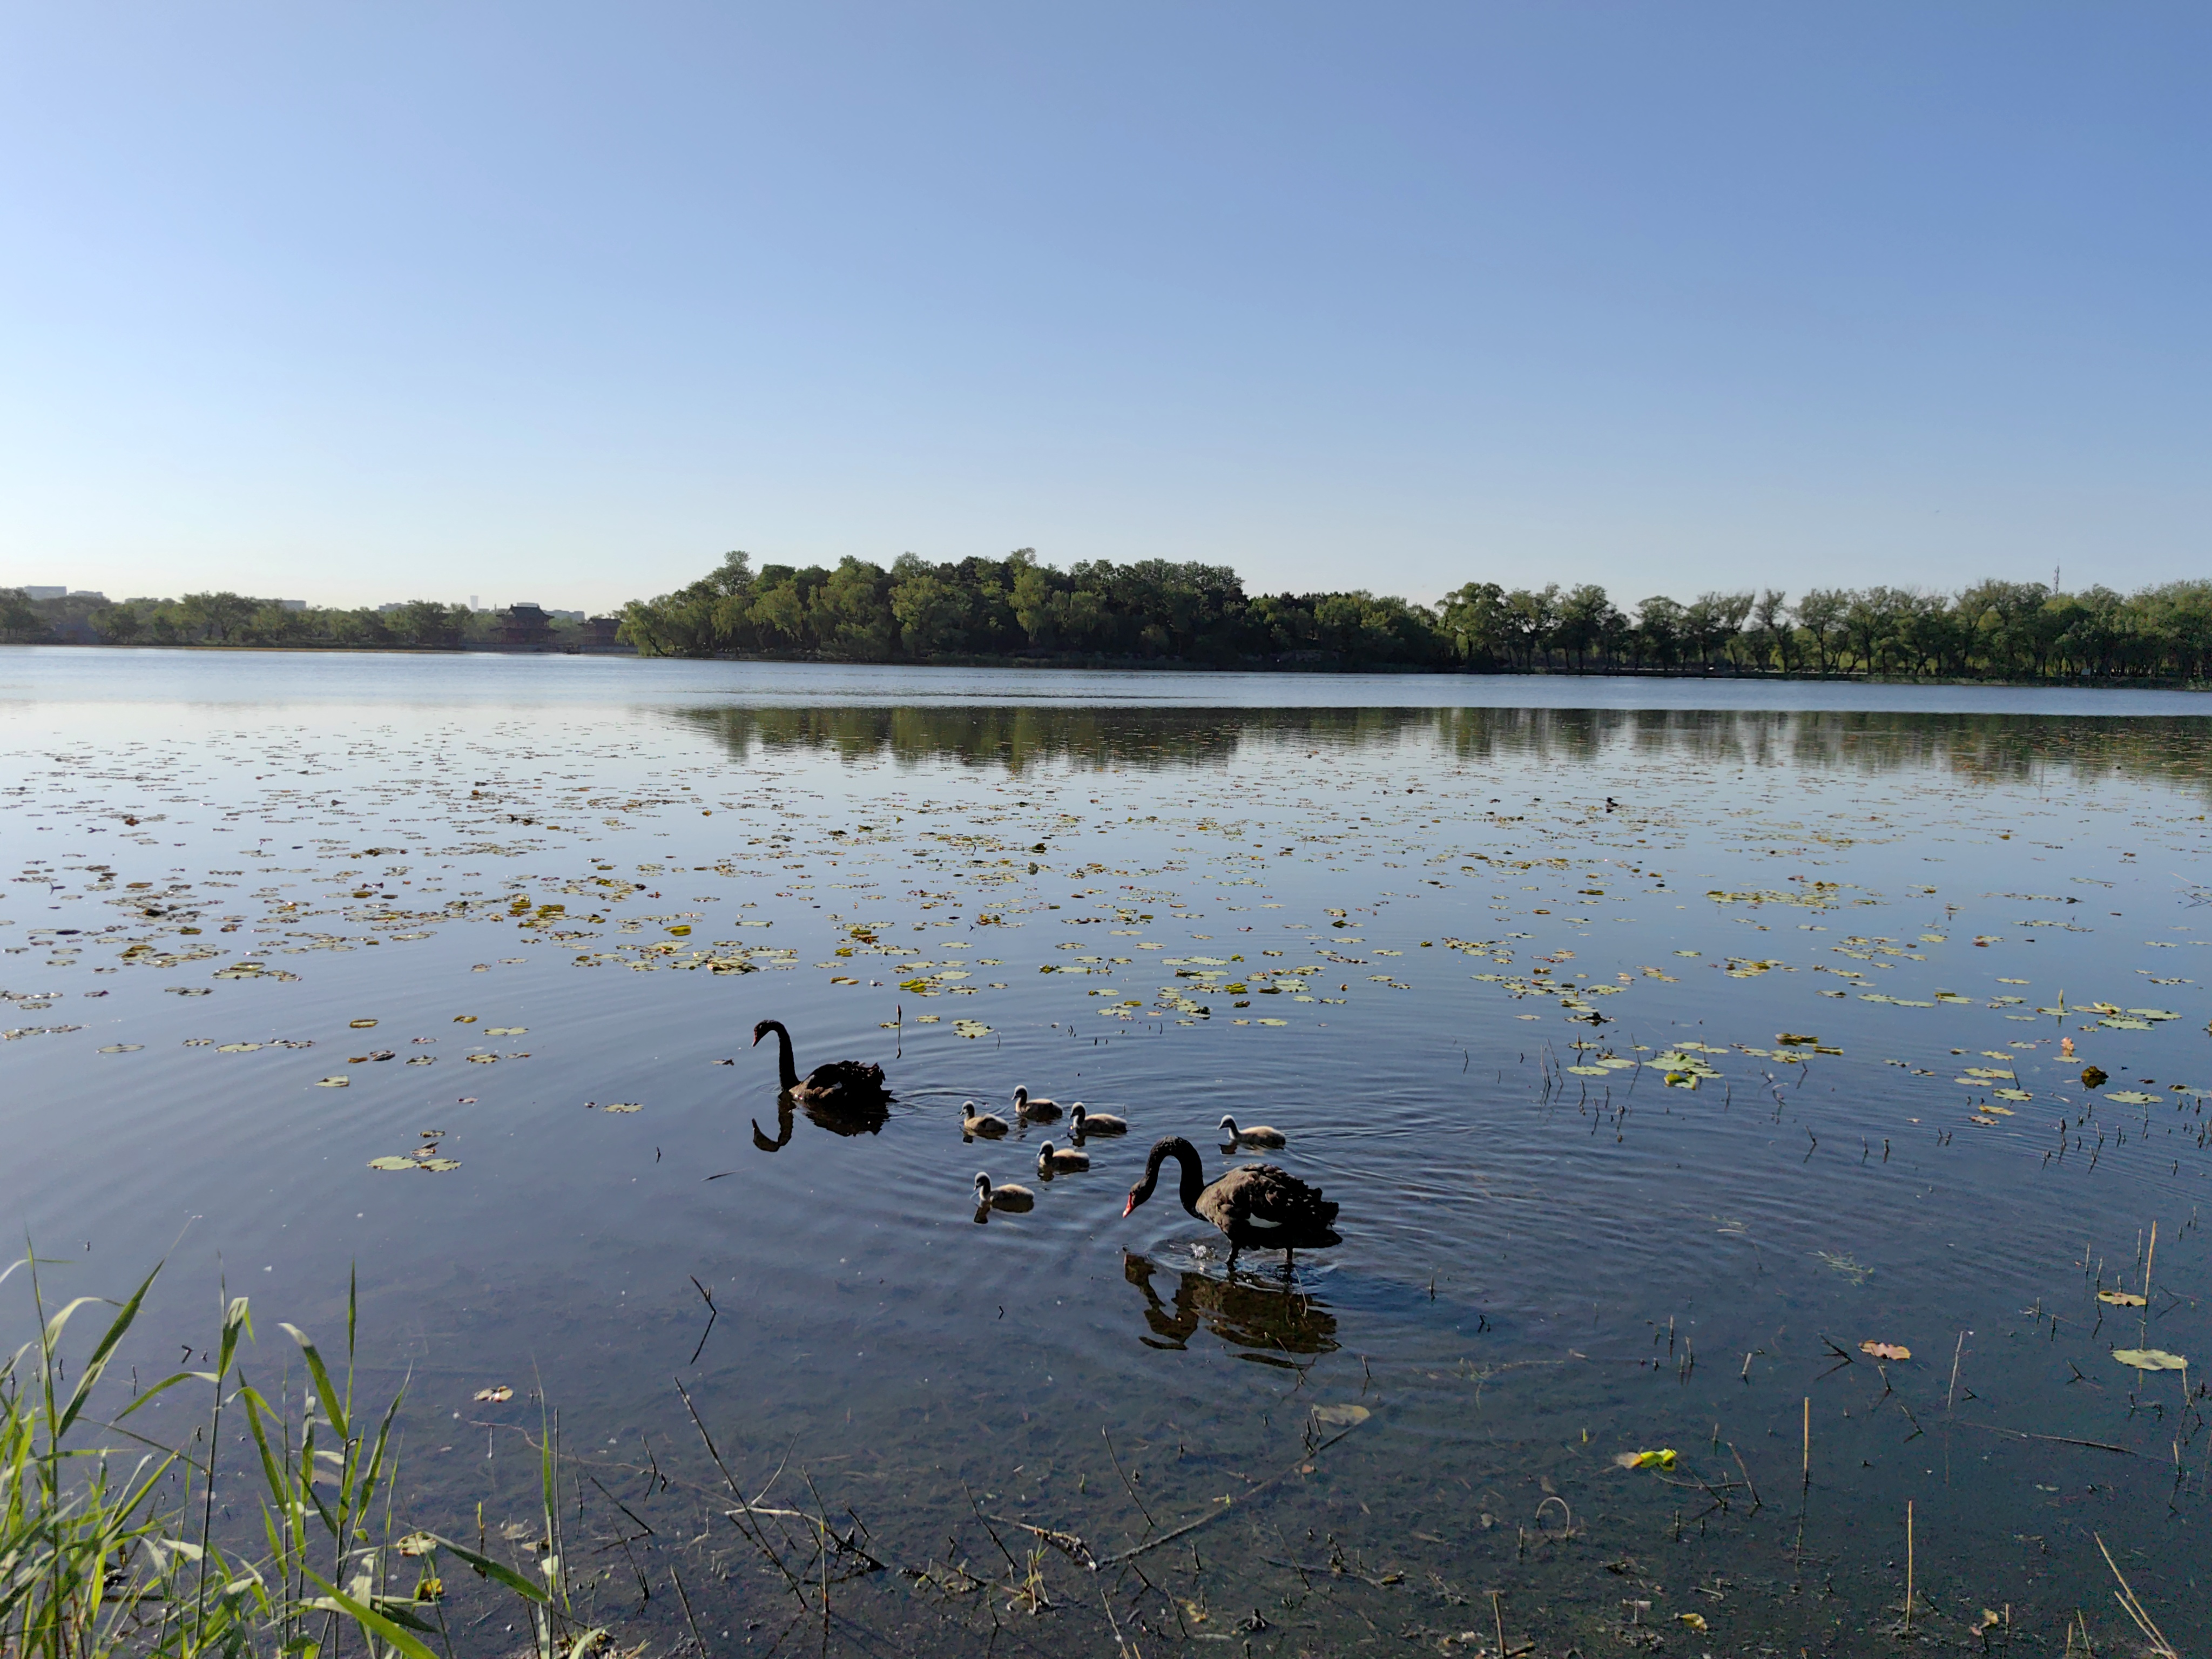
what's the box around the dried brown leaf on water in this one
[2110,1348,2187,1371]
[473,1385,515,1403]
[2080,1066,2108,1088]
[1860,1341,1911,1361]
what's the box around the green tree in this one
[1553,584,1619,672]
[889,556,969,656]
[177,591,258,643]
[1750,589,1792,672]
[1501,585,1560,670]
[0,586,46,640]
[1631,596,1685,669]
[1437,582,1509,667]
[1794,589,1849,674]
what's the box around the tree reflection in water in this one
[750,1090,891,1152]
[1122,1250,1338,1366]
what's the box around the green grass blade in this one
[426,1536,554,1604]
[280,1323,350,1442]
[56,1262,163,1437]
[304,1572,440,1659]
[114,1370,218,1421]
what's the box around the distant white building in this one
[21,585,64,600]
[548,609,585,622]
[69,590,107,602]
[275,599,307,611]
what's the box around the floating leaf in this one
[601,1103,641,1114]
[2106,1090,2159,1105]
[1860,1341,1911,1361]
[1676,1613,1708,1632]
[396,1532,439,1556]
[419,1158,462,1172]
[453,1015,477,1023]
[318,1076,350,1088]
[349,1019,377,1028]
[473,1385,515,1404]
[97,1043,143,1054]
[2096,1290,2147,1307]
[1310,1403,1370,1427]
[2112,1348,2188,1371]
[1612,1449,1676,1470]
[367,1156,413,1170]
[485,1026,527,1036]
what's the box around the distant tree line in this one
[8,558,2210,680]
[0,591,611,649]
[617,551,2212,682]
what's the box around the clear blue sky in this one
[1,3,2203,612]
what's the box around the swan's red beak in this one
[1122,1193,1137,1217]
[750,1029,763,1047]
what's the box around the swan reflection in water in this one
[1122,1251,1338,1364]
[750,1090,891,1152]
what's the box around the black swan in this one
[1036,1139,1088,1174]
[1069,1103,1127,1137]
[1123,1136,1340,1269]
[1218,1114,1286,1149]
[974,1171,1035,1212]
[961,1099,1010,1139]
[1011,1085,1061,1122]
[752,1019,887,1109]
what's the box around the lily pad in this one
[317,1076,350,1088]
[1311,1403,1371,1427]
[367,1156,413,1170]
[2096,1290,2147,1307]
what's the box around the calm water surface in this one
[5,649,2209,1654]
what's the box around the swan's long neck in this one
[763,1021,799,1089]
[1141,1138,1207,1217]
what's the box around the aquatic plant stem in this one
[1904,1499,1913,1631]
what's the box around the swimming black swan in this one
[1069,1103,1127,1137]
[974,1172,1035,1213]
[1122,1136,1341,1269]
[752,1019,888,1108]
[1036,1139,1088,1174]
[1011,1085,1061,1122]
[1218,1114,1286,1149]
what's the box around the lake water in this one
[4,648,2208,1654]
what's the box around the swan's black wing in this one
[798,1059,888,1101]
[1199,1164,1341,1249]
